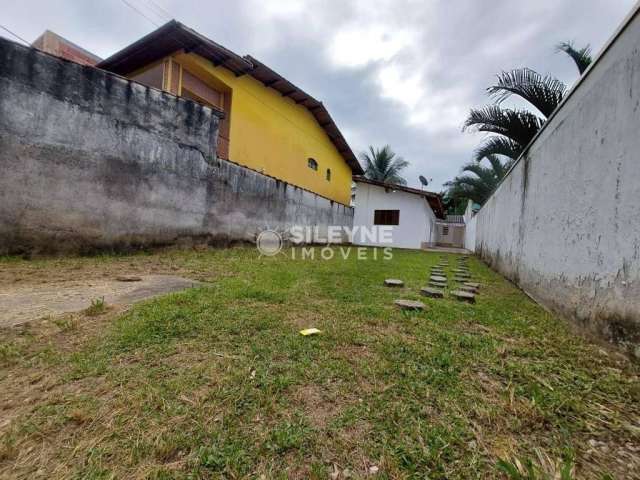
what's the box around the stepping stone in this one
[459,285,478,294]
[384,279,404,287]
[420,287,444,298]
[464,282,480,289]
[431,269,445,274]
[395,299,425,311]
[452,268,469,273]
[429,281,447,289]
[450,290,476,303]
[454,277,471,283]
[430,275,447,283]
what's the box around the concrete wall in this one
[473,8,640,351]
[463,201,477,252]
[464,216,477,252]
[352,182,436,249]
[0,38,353,254]
[435,223,465,248]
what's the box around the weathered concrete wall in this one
[474,8,640,352]
[0,38,353,254]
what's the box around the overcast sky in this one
[2,0,636,190]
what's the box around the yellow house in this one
[98,21,363,206]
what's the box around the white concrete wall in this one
[463,201,477,252]
[353,182,436,249]
[464,217,477,252]
[473,7,640,351]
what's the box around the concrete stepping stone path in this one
[454,276,471,282]
[384,279,404,287]
[429,281,447,289]
[459,285,478,294]
[420,287,444,298]
[430,275,447,283]
[395,299,426,311]
[451,290,476,303]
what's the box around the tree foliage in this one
[556,41,593,74]
[361,145,409,185]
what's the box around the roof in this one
[98,20,363,175]
[353,176,445,219]
[33,30,102,65]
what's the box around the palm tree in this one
[463,41,593,163]
[463,105,543,155]
[487,68,567,118]
[473,137,523,163]
[361,145,409,185]
[557,41,593,74]
[444,155,512,205]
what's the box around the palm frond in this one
[464,105,543,147]
[487,68,566,118]
[360,145,408,185]
[556,41,593,75]
[445,155,509,206]
[473,136,523,162]
[483,154,509,179]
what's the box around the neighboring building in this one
[32,30,101,66]
[96,20,363,205]
[435,215,465,248]
[352,177,444,249]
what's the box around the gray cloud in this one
[3,0,635,190]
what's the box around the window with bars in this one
[373,210,400,225]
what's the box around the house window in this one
[308,158,318,171]
[374,210,400,226]
[326,168,331,181]
[443,225,449,235]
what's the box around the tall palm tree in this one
[557,41,593,74]
[361,145,409,185]
[473,137,523,163]
[463,105,543,149]
[444,155,512,205]
[487,68,567,118]
[463,41,593,164]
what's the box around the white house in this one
[352,177,444,249]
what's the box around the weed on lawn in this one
[0,247,638,479]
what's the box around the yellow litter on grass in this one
[299,328,322,336]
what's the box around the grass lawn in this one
[0,246,639,479]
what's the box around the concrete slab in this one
[464,282,481,289]
[430,275,447,283]
[460,285,479,294]
[394,299,426,311]
[451,290,476,303]
[429,281,447,289]
[420,287,444,298]
[384,279,404,287]
[0,275,200,327]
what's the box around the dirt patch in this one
[0,275,200,327]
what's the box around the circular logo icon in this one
[256,229,283,256]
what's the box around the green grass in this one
[0,246,638,479]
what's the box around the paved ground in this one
[0,275,199,327]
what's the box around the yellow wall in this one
[171,53,353,206]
